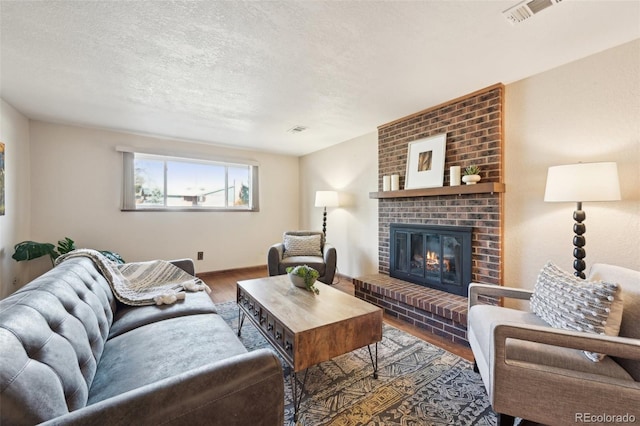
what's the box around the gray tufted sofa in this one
[0,257,284,425]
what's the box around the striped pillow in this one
[283,234,323,258]
[530,262,623,362]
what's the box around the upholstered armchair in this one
[467,263,640,426]
[268,231,337,284]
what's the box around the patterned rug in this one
[217,301,496,426]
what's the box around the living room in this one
[1,1,638,301]
[1,1,639,425]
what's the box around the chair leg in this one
[498,413,515,426]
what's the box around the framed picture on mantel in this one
[404,133,446,190]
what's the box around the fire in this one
[425,251,451,272]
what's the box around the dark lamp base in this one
[572,203,586,279]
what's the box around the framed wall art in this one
[0,142,4,215]
[404,133,446,190]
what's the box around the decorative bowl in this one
[289,272,314,289]
[462,174,481,185]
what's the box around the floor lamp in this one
[544,162,621,279]
[315,190,339,239]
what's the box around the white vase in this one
[462,174,481,185]
[450,166,461,186]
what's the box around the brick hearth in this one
[354,274,468,346]
[355,84,504,346]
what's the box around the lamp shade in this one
[544,162,621,202]
[315,190,339,207]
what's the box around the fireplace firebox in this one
[389,224,472,297]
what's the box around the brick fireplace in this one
[354,84,504,346]
[389,223,472,297]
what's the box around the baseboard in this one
[197,265,353,283]
[323,272,354,287]
[334,272,353,283]
[197,264,268,278]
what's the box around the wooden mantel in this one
[369,182,505,199]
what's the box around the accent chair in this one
[467,263,640,425]
[267,231,337,285]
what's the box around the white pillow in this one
[283,234,323,258]
[530,262,623,362]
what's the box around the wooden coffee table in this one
[236,275,383,420]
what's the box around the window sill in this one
[121,207,259,212]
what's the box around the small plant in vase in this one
[286,265,320,294]
[462,165,482,185]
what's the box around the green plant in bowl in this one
[463,165,481,176]
[286,265,320,295]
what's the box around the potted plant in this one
[286,265,320,295]
[12,237,125,266]
[462,165,482,185]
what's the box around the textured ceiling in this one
[1,1,639,156]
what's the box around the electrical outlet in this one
[197,251,204,260]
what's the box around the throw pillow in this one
[283,234,323,258]
[530,262,623,362]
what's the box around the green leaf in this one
[464,165,481,176]
[57,237,75,256]
[12,241,58,263]
[286,265,320,294]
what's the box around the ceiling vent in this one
[287,125,308,134]
[503,0,563,24]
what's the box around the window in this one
[121,149,259,211]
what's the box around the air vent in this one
[287,125,308,134]
[503,0,563,24]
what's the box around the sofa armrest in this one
[468,283,533,309]
[323,243,337,283]
[170,258,195,276]
[267,243,284,276]
[493,323,640,362]
[44,349,284,426]
[490,323,640,423]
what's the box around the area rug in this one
[217,301,496,426]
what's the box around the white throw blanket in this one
[55,249,211,306]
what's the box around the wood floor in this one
[198,266,473,361]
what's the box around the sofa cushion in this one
[468,304,548,372]
[468,305,633,381]
[530,262,623,361]
[278,256,327,276]
[283,234,323,258]
[109,292,218,339]
[88,314,248,404]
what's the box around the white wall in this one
[298,40,640,291]
[0,99,32,298]
[27,121,299,280]
[503,39,640,307]
[4,40,638,299]
[299,131,379,279]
